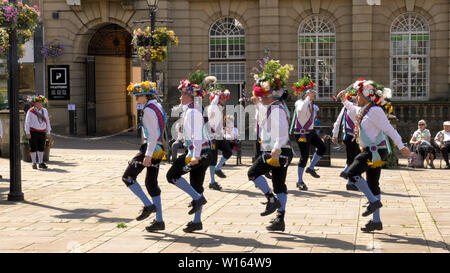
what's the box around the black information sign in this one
[48,65,70,100]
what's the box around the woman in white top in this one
[409,120,435,168]
[434,121,450,169]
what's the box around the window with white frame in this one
[209,17,245,85]
[298,16,336,101]
[390,13,429,100]
[210,17,245,60]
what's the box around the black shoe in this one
[136,205,157,221]
[346,184,358,191]
[145,220,165,232]
[306,168,320,178]
[264,171,272,179]
[188,196,207,215]
[39,163,48,169]
[340,171,348,179]
[266,217,285,232]
[32,164,37,169]
[296,182,308,191]
[209,182,222,191]
[445,165,450,169]
[269,211,285,224]
[361,220,383,232]
[260,195,281,216]
[215,169,226,178]
[362,200,383,217]
[183,221,202,233]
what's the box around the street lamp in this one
[147,0,159,82]
[7,0,24,201]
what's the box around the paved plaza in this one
[0,134,449,253]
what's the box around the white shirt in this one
[343,101,405,150]
[332,106,358,138]
[294,96,315,131]
[25,107,51,134]
[259,101,290,151]
[207,94,224,139]
[182,102,207,158]
[444,131,450,142]
[141,100,164,157]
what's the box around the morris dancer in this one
[166,77,212,233]
[123,81,167,231]
[337,80,410,232]
[291,77,326,191]
[247,60,293,232]
[207,87,232,191]
[332,83,360,191]
[25,95,51,169]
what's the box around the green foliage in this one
[116,223,127,229]
[189,70,206,85]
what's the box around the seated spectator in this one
[410,120,435,169]
[434,121,450,169]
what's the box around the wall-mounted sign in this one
[48,65,70,100]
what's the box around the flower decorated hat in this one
[27,95,47,104]
[292,75,316,98]
[252,59,294,98]
[177,70,211,98]
[209,83,231,102]
[127,81,157,96]
[356,79,392,107]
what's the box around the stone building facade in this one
[38,0,449,140]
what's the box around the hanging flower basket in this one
[132,26,178,69]
[0,1,40,57]
[40,40,65,58]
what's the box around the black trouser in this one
[418,142,436,159]
[166,150,212,195]
[254,140,262,159]
[343,136,360,166]
[122,143,162,197]
[210,139,232,166]
[295,131,327,167]
[347,148,388,196]
[247,148,293,194]
[29,131,46,152]
[440,141,450,165]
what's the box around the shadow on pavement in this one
[272,233,366,251]
[23,200,132,223]
[47,160,79,167]
[144,232,292,251]
[314,189,361,198]
[376,234,449,251]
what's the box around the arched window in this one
[209,17,245,91]
[390,13,430,100]
[298,16,336,101]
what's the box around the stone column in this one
[351,0,373,79]
[258,0,280,58]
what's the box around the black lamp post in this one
[147,0,159,82]
[7,0,24,201]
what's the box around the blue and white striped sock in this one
[372,195,381,223]
[297,167,305,183]
[308,153,321,169]
[128,180,152,207]
[276,193,287,212]
[215,156,228,171]
[175,177,201,200]
[193,195,203,223]
[253,176,270,194]
[152,195,163,222]
[209,166,216,184]
[343,164,350,174]
[354,176,378,203]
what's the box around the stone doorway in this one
[86,24,133,135]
